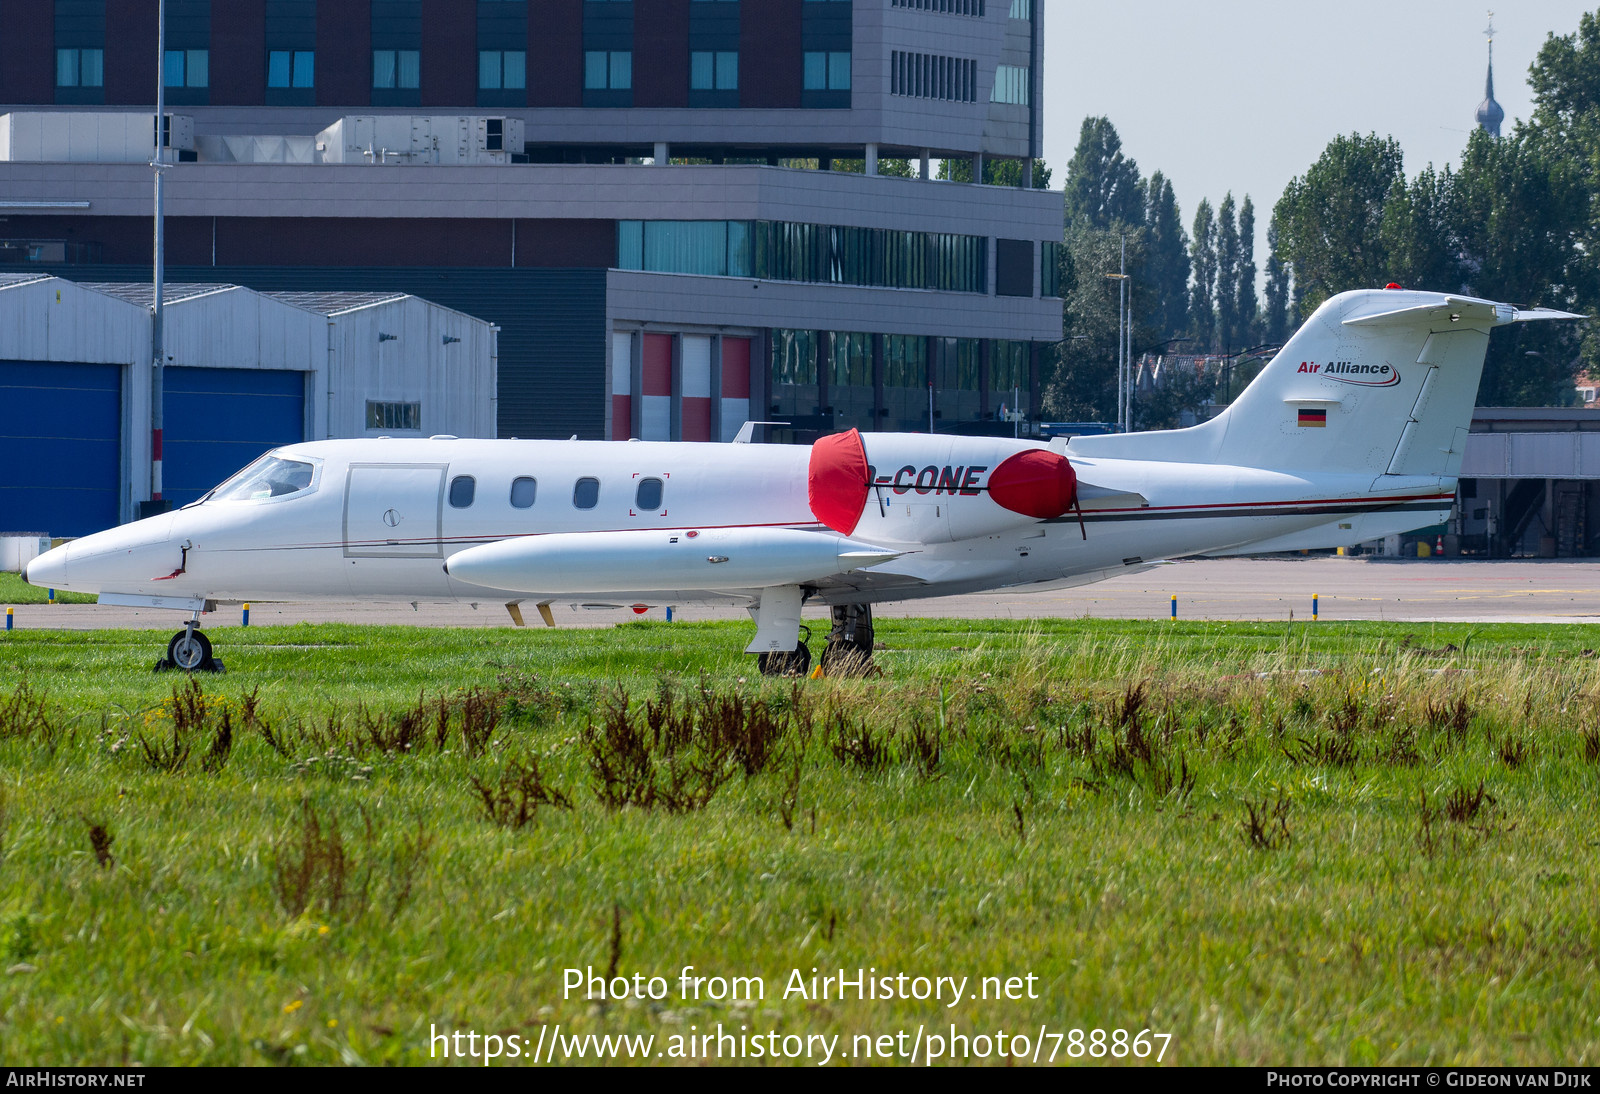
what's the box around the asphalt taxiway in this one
[7,557,1600,631]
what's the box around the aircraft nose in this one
[23,544,68,591]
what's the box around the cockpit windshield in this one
[204,455,318,503]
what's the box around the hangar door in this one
[0,361,121,537]
[164,368,306,507]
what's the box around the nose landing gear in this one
[157,614,224,673]
[757,625,813,677]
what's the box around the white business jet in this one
[23,287,1581,673]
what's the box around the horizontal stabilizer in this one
[1343,296,1515,329]
[1512,307,1588,323]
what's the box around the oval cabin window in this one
[573,477,600,509]
[510,476,537,509]
[635,477,663,512]
[448,475,476,508]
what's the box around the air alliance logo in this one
[1296,360,1401,387]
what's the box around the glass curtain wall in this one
[619,220,986,293]
[936,338,982,423]
[882,334,929,432]
[990,339,1031,421]
[829,332,874,433]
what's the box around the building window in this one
[268,50,316,88]
[690,51,738,90]
[56,48,103,87]
[891,0,985,13]
[619,220,986,294]
[366,402,421,430]
[1040,241,1062,298]
[772,330,819,387]
[802,51,850,90]
[163,49,209,88]
[1008,0,1029,17]
[373,50,420,89]
[585,51,632,89]
[510,477,537,508]
[991,63,1029,105]
[891,51,975,102]
[991,340,1029,393]
[478,50,526,89]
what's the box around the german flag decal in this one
[1298,409,1327,428]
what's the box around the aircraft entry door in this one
[343,464,447,558]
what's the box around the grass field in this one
[1,616,1598,1066]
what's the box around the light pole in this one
[148,0,168,516]
[1105,267,1130,431]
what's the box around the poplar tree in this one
[1236,195,1259,349]
[1215,194,1240,354]
[1142,171,1190,347]
[1189,199,1217,353]
[1263,211,1291,347]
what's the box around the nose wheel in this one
[157,617,224,673]
[756,626,812,677]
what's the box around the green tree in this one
[937,157,1053,188]
[1262,211,1292,346]
[1135,361,1218,431]
[1378,164,1460,293]
[1215,194,1240,354]
[1273,133,1405,315]
[1063,117,1146,230]
[1189,199,1217,353]
[1453,128,1585,405]
[1143,171,1190,345]
[1236,195,1259,349]
[1043,226,1146,422]
[1528,11,1600,379]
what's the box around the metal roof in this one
[0,272,54,292]
[73,282,410,316]
[80,282,239,307]
[263,291,410,316]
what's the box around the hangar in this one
[0,274,496,537]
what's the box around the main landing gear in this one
[156,613,224,673]
[753,606,879,678]
[821,604,877,677]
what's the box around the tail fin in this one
[1070,289,1581,478]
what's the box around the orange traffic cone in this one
[1435,534,1444,557]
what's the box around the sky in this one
[1043,0,1598,259]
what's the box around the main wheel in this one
[821,641,874,676]
[167,629,213,671]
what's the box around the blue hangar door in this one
[164,368,306,507]
[0,361,121,537]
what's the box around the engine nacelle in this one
[808,430,1077,546]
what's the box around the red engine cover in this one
[808,429,870,535]
[987,449,1078,519]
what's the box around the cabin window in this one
[449,475,476,508]
[510,476,537,508]
[573,477,600,509]
[635,477,663,511]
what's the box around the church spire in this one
[1476,10,1505,137]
